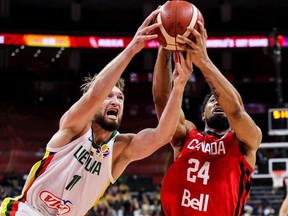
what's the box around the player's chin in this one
[105,117,118,125]
[104,120,120,131]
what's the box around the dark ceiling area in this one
[1,0,288,35]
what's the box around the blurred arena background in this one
[0,0,288,215]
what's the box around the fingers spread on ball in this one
[153,1,204,51]
[142,8,160,27]
[176,36,186,44]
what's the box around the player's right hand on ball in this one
[176,21,209,68]
[128,8,161,54]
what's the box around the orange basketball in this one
[154,0,205,51]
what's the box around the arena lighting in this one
[206,36,269,48]
[0,35,4,44]
[0,33,287,49]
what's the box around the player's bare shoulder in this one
[115,133,134,143]
[113,133,135,152]
[185,119,197,131]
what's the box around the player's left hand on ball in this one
[172,52,193,87]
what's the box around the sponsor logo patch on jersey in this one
[39,190,72,215]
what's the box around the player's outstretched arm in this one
[177,21,262,166]
[124,52,193,162]
[48,9,161,148]
[153,47,196,159]
[152,46,172,119]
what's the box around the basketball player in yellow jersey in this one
[0,8,194,216]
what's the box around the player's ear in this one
[201,112,205,122]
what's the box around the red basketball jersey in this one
[160,129,253,216]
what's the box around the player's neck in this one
[205,127,229,136]
[91,122,115,145]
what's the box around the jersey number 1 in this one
[65,175,81,191]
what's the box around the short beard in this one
[94,115,121,131]
[206,114,230,131]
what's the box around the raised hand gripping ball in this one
[154,0,205,51]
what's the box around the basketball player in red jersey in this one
[152,21,262,216]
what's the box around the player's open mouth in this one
[213,108,224,114]
[107,109,118,120]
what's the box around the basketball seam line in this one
[157,4,198,50]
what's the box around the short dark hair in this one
[200,92,213,113]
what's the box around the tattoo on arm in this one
[165,52,172,63]
[165,52,173,88]
[207,80,220,100]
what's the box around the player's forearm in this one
[58,47,136,134]
[198,59,244,113]
[153,47,172,117]
[89,47,135,98]
[156,84,185,144]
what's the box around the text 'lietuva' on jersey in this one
[0,129,119,216]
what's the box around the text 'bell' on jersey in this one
[0,129,119,216]
[160,129,253,216]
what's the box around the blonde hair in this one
[80,74,125,94]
